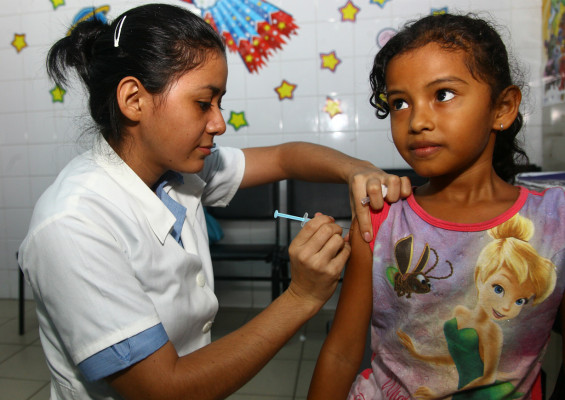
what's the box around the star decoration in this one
[51,0,65,9]
[340,1,360,22]
[320,51,341,72]
[50,85,66,103]
[323,97,342,119]
[275,80,297,100]
[228,111,248,131]
[369,0,390,7]
[11,34,27,53]
[431,7,448,16]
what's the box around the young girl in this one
[17,4,409,399]
[309,13,565,400]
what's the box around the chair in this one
[207,182,284,300]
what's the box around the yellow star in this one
[320,51,341,72]
[11,34,27,53]
[431,7,448,16]
[50,0,65,9]
[275,80,297,100]
[228,111,248,131]
[369,0,390,7]
[340,1,360,22]
[323,97,342,119]
[50,85,66,103]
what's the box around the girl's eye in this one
[391,99,408,111]
[437,89,455,102]
[493,284,504,296]
[515,298,527,306]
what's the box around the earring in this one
[500,123,504,131]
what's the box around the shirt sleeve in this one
[198,146,245,207]
[78,323,168,381]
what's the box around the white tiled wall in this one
[0,0,545,305]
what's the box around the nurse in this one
[18,4,410,399]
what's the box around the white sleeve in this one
[20,211,162,364]
[198,146,245,207]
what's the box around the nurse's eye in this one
[437,89,455,102]
[391,99,408,111]
[198,101,212,111]
[492,284,504,297]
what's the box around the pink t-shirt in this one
[349,186,565,400]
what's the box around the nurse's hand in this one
[348,167,412,243]
[286,213,350,308]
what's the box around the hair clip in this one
[114,15,127,48]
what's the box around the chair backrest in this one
[207,182,280,243]
[286,180,351,244]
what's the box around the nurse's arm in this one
[240,143,411,243]
[107,214,349,399]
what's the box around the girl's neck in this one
[413,169,520,224]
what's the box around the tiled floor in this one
[0,299,335,400]
[2,299,563,399]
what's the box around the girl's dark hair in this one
[47,3,226,150]
[369,13,529,182]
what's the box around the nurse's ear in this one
[116,76,151,122]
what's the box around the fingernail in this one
[363,232,371,242]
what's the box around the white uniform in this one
[18,138,245,399]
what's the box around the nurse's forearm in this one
[241,142,378,187]
[108,289,321,399]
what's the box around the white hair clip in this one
[113,15,127,48]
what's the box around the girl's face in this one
[476,266,534,321]
[134,51,228,186]
[384,43,498,179]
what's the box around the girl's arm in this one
[241,143,412,241]
[107,214,350,400]
[308,218,374,399]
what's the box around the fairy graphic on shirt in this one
[396,214,557,400]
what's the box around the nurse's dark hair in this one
[370,13,529,182]
[46,3,226,149]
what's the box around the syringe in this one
[273,210,311,226]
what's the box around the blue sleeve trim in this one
[78,323,169,382]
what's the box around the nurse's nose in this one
[207,107,226,136]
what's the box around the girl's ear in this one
[493,85,522,131]
[116,76,149,122]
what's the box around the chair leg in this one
[18,258,25,335]
[271,260,280,301]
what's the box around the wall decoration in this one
[320,50,341,72]
[182,0,298,73]
[51,0,65,10]
[543,0,565,105]
[376,27,397,48]
[50,85,66,103]
[369,0,391,7]
[11,33,27,53]
[227,110,249,130]
[274,80,297,100]
[340,0,360,22]
[323,97,342,119]
[431,7,448,15]
[67,6,111,35]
